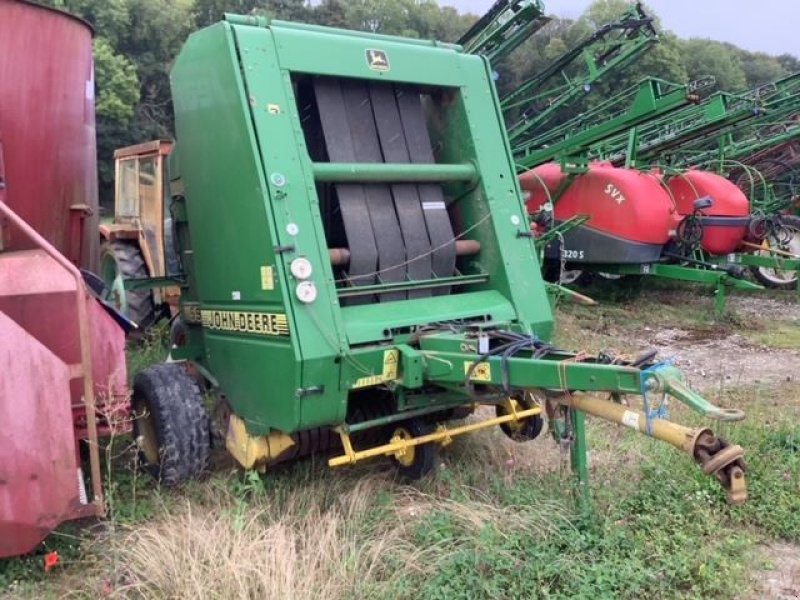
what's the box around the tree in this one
[680,39,748,93]
[35,0,800,203]
[739,52,789,89]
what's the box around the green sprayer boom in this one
[502,2,658,150]
[515,77,709,171]
[457,0,550,64]
[595,72,800,168]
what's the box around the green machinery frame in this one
[144,15,749,504]
[457,0,550,64]
[500,3,659,153]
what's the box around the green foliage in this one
[43,0,797,205]
[680,39,748,93]
[93,38,139,123]
[739,51,790,88]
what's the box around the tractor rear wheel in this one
[389,418,438,480]
[496,390,544,442]
[100,240,155,328]
[752,216,800,289]
[132,363,210,486]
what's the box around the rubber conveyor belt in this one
[314,77,456,301]
[313,77,379,301]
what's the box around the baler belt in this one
[369,83,434,299]
[340,80,407,302]
[313,78,379,301]
[395,87,456,294]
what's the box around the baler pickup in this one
[131,15,747,505]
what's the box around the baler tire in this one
[496,391,544,442]
[751,216,800,289]
[390,419,437,481]
[132,363,211,487]
[100,241,155,328]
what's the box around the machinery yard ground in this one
[2,286,798,600]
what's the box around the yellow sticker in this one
[353,349,400,389]
[267,103,281,114]
[383,349,399,379]
[464,361,492,382]
[260,265,275,290]
[200,310,289,336]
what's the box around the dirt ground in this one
[630,295,800,388]
[749,543,800,600]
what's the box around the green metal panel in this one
[232,23,348,429]
[342,291,517,345]
[170,24,310,435]
[270,23,467,86]
[169,18,556,434]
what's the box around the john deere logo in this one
[366,49,389,72]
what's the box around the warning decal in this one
[353,349,400,389]
[464,361,492,382]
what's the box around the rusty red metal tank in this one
[0,0,129,559]
[521,162,679,264]
[0,0,99,271]
[666,170,750,256]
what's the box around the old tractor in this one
[99,140,178,328]
[132,15,748,505]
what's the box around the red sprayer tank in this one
[666,170,750,256]
[520,162,679,264]
[0,0,99,271]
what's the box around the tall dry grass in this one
[108,478,420,599]
[104,463,572,599]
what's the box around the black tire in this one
[389,418,438,480]
[132,363,210,486]
[496,391,544,442]
[100,240,155,328]
[751,216,800,289]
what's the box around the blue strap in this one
[640,360,673,436]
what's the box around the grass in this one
[2,289,799,599]
[743,319,800,349]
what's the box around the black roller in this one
[341,80,407,301]
[369,82,434,298]
[395,86,456,292]
[313,78,379,301]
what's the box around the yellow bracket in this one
[741,240,799,258]
[329,405,542,468]
[226,413,295,470]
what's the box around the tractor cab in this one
[99,140,178,327]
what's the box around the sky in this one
[443,0,799,57]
